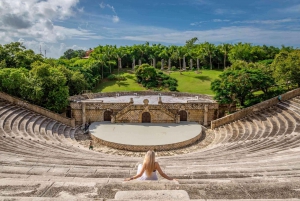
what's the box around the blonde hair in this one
[143,150,156,177]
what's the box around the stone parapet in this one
[90,131,202,152]
[0,91,76,128]
[69,91,214,102]
[211,88,300,129]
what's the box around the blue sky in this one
[0,0,299,58]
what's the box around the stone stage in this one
[89,122,203,151]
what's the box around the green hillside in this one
[93,70,222,95]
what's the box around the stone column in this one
[168,58,171,70]
[183,56,186,70]
[139,59,142,66]
[190,59,193,70]
[153,58,156,68]
[204,105,208,126]
[158,97,162,104]
[161,59,164,70]
[111,115,115,124]
[176,115,180,124]
[82,103,86,126]
[197,58,199,71]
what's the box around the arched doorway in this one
[179,110,187,121]
[104,110,112,121]
[142,112,151,123]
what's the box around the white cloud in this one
[99,2,106,9]
[214,8,245,15]
[116,26,300,47]
[0,0,103,57]
[281,4,300,13]
[233,18,298,25]
[98,1,119,23]
[112,16,120,23]
[213,19,230,22]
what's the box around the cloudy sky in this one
[1,0,300,58]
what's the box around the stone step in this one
[114,190,190,200]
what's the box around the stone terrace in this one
[1,97,300,200]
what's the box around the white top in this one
[137,164,158,180]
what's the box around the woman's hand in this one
[124,178,131,181]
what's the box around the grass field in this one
[168,70,222,95]
[93,71,145,92]
[93,69,222,95]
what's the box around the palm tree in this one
[203,42,216,70]
[95,54,106,81]
[115,49,127,74]
[221,43,232,69]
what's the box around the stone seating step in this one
[114,190,190,200]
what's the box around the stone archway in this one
[179,110,187,121]
[104,110,112,121]
[142,112,151,123]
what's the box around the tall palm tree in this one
[95,54,106,81]
[221,43,232,69]
[203,42,216,70]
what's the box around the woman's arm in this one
[124,165,145,181]
[155,162,176,181]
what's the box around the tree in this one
[30,61,69,113]
[220,43,232,69]
[273,50,300,87]
[203,42,216,70]
[211,67,275,107]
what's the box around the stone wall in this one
[69,91,213,101]
[0,91,76,128]
[90,131,203,151]
[71,101,218,126]
[211,88,300,129]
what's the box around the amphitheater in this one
[1,88,300,200]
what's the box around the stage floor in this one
[89,122,202,147]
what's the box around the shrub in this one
[107,74,126,81]
[107,74,116,80]
[171,66,177,71]
[169,86,177,91]
[156,61,161,69]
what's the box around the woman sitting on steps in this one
[124,150,177,181]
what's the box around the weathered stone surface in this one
[114,190,190,200]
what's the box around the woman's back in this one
[137,163,158,180]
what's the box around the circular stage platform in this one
[89,122,202,151]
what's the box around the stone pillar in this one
[158,97,162,104]
[111,115,115,124]
[183,56,186,70]
[161,59,164,70]
[190,59,193,70]
[197,58,199,71]
[168,58,171,70]
[176,115,180,124]
[139,59,142,66]
[153,58,156,68]
[204,105,208,126]
[82,103,86,126]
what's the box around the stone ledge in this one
[90,131,202,152]
[114,190,190,200]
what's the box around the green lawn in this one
[93,69,222,95]
[93,71,145,92]
[168,70,222,95]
